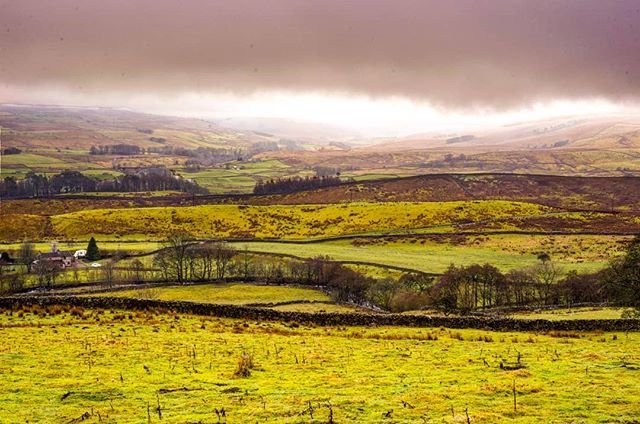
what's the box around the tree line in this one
[253,175,342,195]
[149,233,640,313]
[428,237,640,313]
[2,233,639,315]
[0,168,208,198]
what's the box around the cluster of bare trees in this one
[152,232,237,284]
[430,238,640,313]
[431,260,566,312]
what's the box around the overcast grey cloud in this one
[1,0,639,109]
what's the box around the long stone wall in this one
[1,296,639,332]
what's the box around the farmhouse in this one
[33,244,77,269]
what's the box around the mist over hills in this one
[370,115,640,152]
[3,104,640,154]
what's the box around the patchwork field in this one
[1,307,639,423]
[182,159,314,193]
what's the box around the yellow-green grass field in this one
[0,307,639,423]
[92,283,330,305]
[269,302,361,313]
[233,234,629,274]
[511,307,627,320]
[0,241,163,254]
[1,200,578,241]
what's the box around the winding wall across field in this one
[1,296,639,332]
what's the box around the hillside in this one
[0,104,259,150]
[2,200,639,242]
[244,173,640,211]
[3,173,640,216]
[216,117,362,145]
[3,106,640,190]
[0,104,304,188]
[372,115,640,151]
[259,115,640,178]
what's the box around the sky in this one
[1,0,640,136]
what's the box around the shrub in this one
[388,288,430,313]
[233,352,254,378]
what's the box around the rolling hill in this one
[0,104,262,150]
[372,115,640,151]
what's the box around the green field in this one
[0,152,71,166]
[0,152,101,176]
[93,283,330,305]
[511,307,627,320]
[233,234,628,274]
[1,307,639,423]
[0,241,163,254]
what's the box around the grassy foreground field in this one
[1,307,639,423]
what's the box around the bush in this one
[388,288,430,313]
[233,352,254,378]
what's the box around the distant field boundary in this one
[2,296,639,332]
[2,229,636,248]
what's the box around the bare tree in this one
[153,251,171,282]
[212,242,236,280]
[101,260,116,288]
[189,245,215,281]
[130,259,145,283]
[240,247,252,280]
[19,241,36,272]
[160,231,193,284]
[32,261,60,288]
[531,259,562,305]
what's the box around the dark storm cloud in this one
[1,0,639,108]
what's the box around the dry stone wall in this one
[1,296,639,332]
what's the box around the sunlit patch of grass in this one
[233,233,624,274]
[43,200,553,240]
[511,307,626,320]
[91,283,331,305]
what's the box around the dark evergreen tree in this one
[86,237,101,261]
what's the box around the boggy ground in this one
[0,305,639,423]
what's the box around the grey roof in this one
[37,251,74,259]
